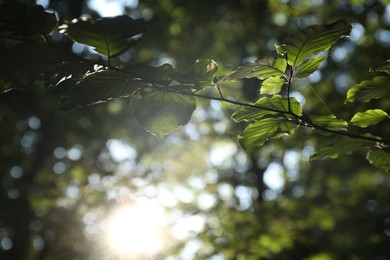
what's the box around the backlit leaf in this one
[222,57,287,81]
[260,77,286,95]
[346,76,390,102]
[311,115,348,131]
[193,59,218,85]
[370,59,390,74]
[238,117,297,149]
[367,149,390,170]
[232,95,302,122]
[60,70,142,111]
[59,15,147,57]
[131,87,196,138]
[295,56,327,78]
[255,95,302,116]
[350,109,388,128]
[232,107,277,122]
[311,137,372,160]
[276,20,351,66]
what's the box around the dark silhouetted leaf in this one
[131,87,196,138]
[59,15,147,57]
[60,70,142,111]
[295,56,327,78]
[44,61,95,90]
[238,117,297,149]
[276,20,351,66]
[125,63,177,84]
[0,3,57,36]
[346,76,390,103]
[350,109,388,128]
[367,149,390,170]
[222,57,287,81]
[260,77,286,95]
[0,42,73,93]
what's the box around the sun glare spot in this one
[105,199,166,257]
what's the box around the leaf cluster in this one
[0,3,389,171]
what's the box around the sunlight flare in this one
[105,198,166,257]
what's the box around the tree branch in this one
[35,35,390,146]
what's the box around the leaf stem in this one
[287,64,294,114]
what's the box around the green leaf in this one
[350,109,389,128]
[222,57,287,81]
[370,59,390,74]
[311,115,348,131]
[232,107,276,122]
[276,20,351,66]
[367,149,390,170]
[238,117,297,149]
[125,63,177,84]
[256,95,302,116]
[131,87,196,138]
[44,61,94,90]
[0,42,73,93]
[295,56,327,78]
[260,77,286,95]
[59,15,147,57]
[60,70,142,111]
[311,137,372,160]
[231,95,302,122]
[193,59,218,84]
[0,3,57,36]
[346,76,390,103]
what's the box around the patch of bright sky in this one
[10,166,23,179]
[180,239,203,259]
[263,162,285,190]
[187,176,206,190]
[184,123,200,140]
[208,141,237,167]
[283,150,300,181]
[235,185,254,210]
[174,186,194,204]
[36,0,49,8]
[350,23,365,43]
[290,91,306,106]
[87,0,139,17]
[335,73,350,93]
[384,4,390,25]
[106,139,137,163]
[302,144,315,159]
[218,183,234,200]
[171,215,205,240]
[196,193,217,211]
[67,145,83,161]
[375,29,390,46]
[307,70,322,83]
[157,186,177,208]
[331,46,348,62]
